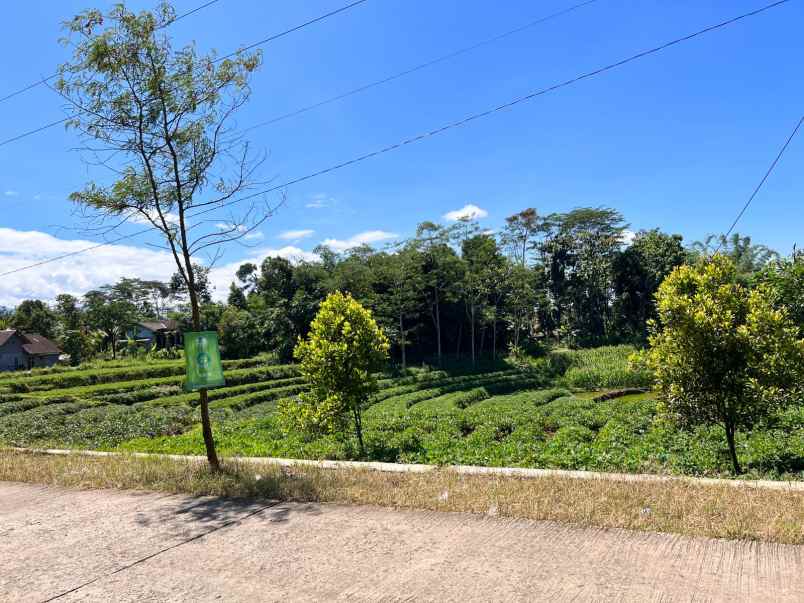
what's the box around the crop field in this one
[1,346,801,480]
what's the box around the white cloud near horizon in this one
[443,204,488,221]
[321,230,397,253]
[278,229,315,240]
[0,227,176,308]
[0,227,320,308]
[4,190,19,197]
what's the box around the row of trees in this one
[1,268,210,364]
[3,210,796,369]
[219,206,794,365]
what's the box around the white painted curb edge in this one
[5,447,804,491]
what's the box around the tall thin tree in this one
[57,3,272,469]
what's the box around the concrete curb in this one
[6,446,804,491]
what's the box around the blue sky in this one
[0,0,801,306]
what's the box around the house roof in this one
[0,330,61,356]
[20,333,62,356]
[138,320,179,332]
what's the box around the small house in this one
[129,320,182,350]
[0,330,62,371]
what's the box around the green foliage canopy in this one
[281,291,390,454]
[642,255,804,473]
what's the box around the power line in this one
[716,114,803,252]
[244,0,600,132]
[210,0,793,211]
[0,0,223,105]
[0,0,369,147]
[0,229,151,278]
[214,0,368,63]
[1,0,792,277]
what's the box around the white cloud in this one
[208,246,319,299]
[214,222,263,240]
[0,227,322,308]
[4,190,19,197]
[0,228,176,308]
[620,229,636,246]
[278,229,315,241]
[128,210,180,226]
[305,193,332,209]
[321,230,397,253]
[443,204,488,221]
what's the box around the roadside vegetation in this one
[2,450,802,544]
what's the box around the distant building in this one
[128,320,182,349]
[0,330,62,371]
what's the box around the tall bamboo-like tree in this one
[57,3,269,469]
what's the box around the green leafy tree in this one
[61,330,92,366]
[642,255,804,474]
[414,222,463,366]
[613,229,686,340]
[757,251,804,329]
[54,294,83,332]
[58,2,265,470]
[691,233,779,280]
[217,306,263,359]
[83,290,138,359]
[540,207,627,345]
[11,300,58,339]
[0,308,11,330]
[372,245,423,369]
[461,233,505,365]
[227,283,247,309]
[283,291,390,455]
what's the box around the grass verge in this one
[1,450,802,544]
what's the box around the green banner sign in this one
[184,331,225,392]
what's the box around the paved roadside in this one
[1,482,801,602]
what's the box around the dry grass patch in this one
[1,450,802,544]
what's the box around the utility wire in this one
[0,229,152,278]
[214,0,368,63]
[208,0,794,212]
[715,114,803,252]
[0,0,369,147]
[244,0,599,132]
[0,0,223,105]
[0,0,792,277]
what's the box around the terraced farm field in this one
[1,347,802,480]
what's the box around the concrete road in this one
[0,482,801,602]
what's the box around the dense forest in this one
[2,206,800,366]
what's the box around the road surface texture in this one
[1,482,801,602]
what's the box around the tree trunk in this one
[188,268,220,472]
[456,321,462,359]
[725,422,741,475]
[399,311,406,370]
[434,289,442,367]
[470,304,476,367]
[492,317,497,360]
[353,406,365,457]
